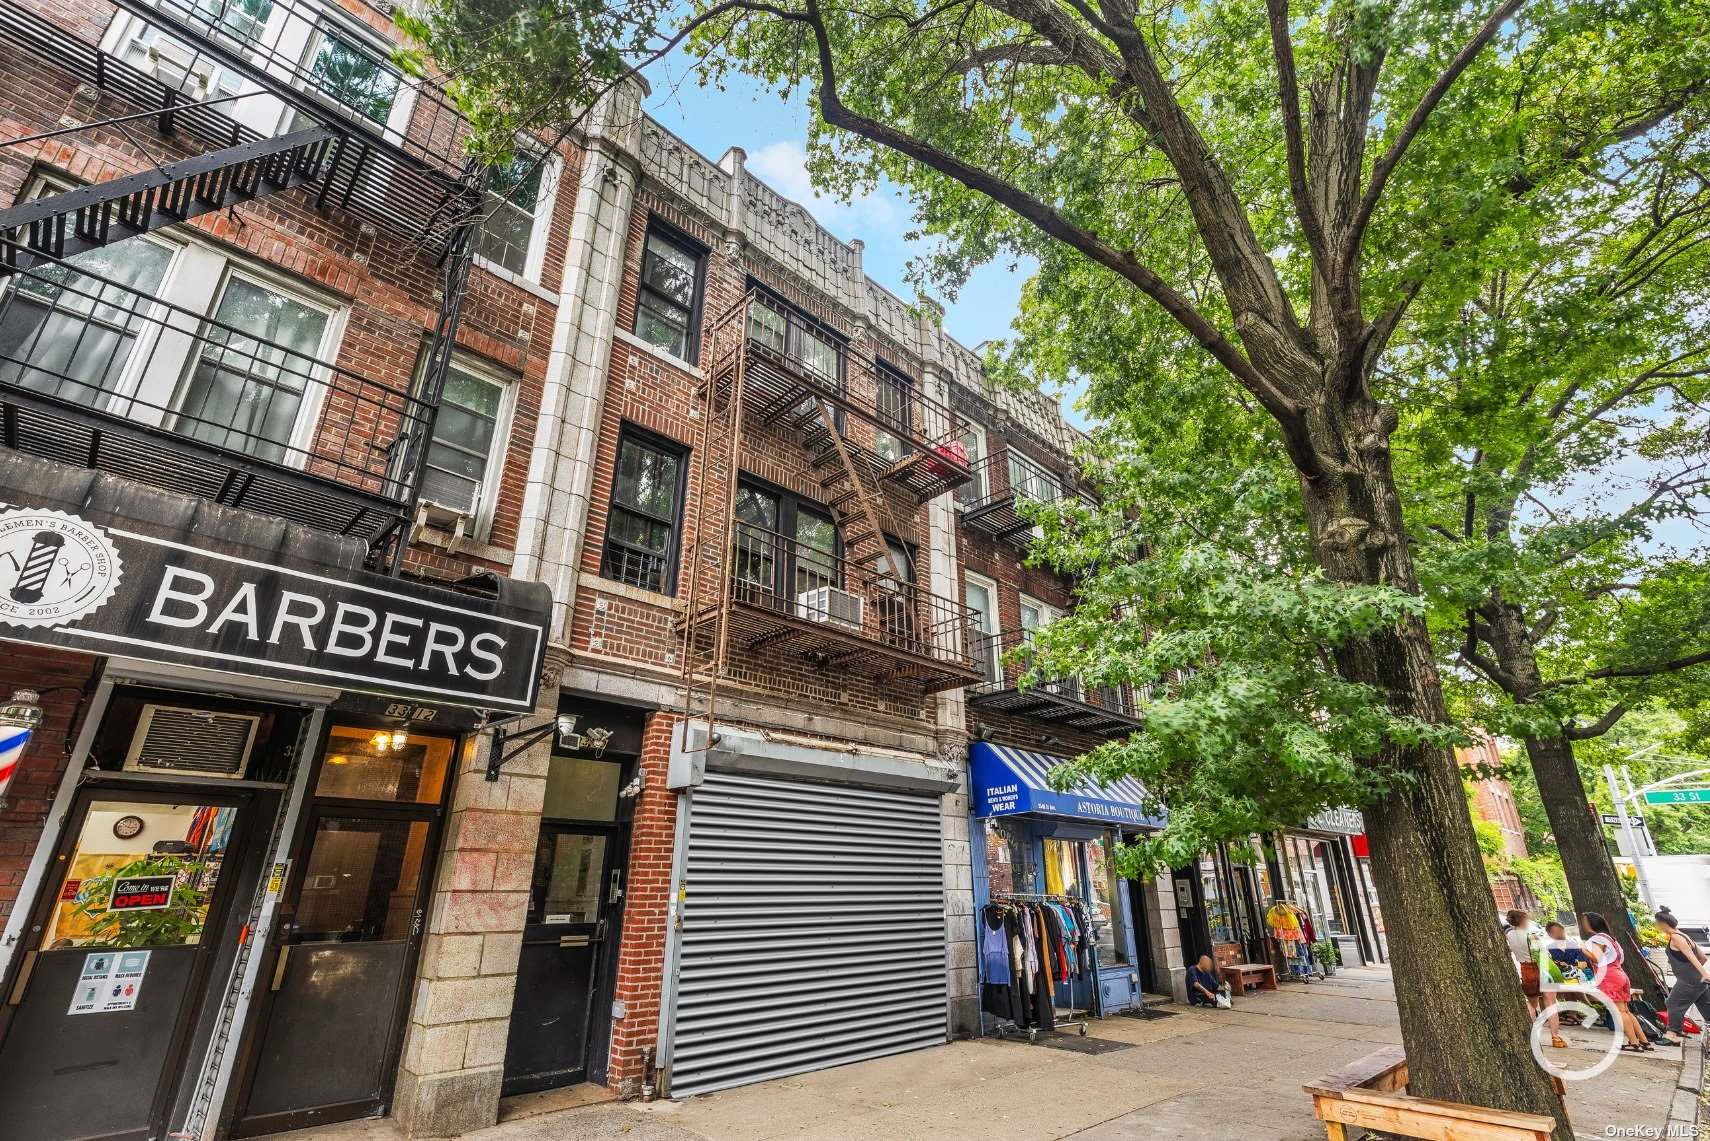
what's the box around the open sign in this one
[109,875,173,912]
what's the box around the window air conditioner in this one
[795,586,864,630]
[146,39,218,101]
[123,705,260,779]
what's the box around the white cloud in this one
[745,139,898,235]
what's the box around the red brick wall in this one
[0,0,580,587]
[570,193,937,727]
[607,710,679,1093]
[0,645,98,925]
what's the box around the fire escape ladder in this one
[811,396,909,589]
[0,126,336,277]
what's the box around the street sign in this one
[1643,788,1710,806]
[1601,814,1624,825]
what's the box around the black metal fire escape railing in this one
[0,0,489,569]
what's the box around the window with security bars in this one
[601,427,687,593]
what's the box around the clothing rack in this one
[992,892,1096,1038]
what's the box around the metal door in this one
[230,723,454,1136]
[667,770,947,1098]
[501,824,619,1095]
[0,786,254,1141]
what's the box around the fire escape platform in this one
[966,685,1142,738]
[689,595,982,695]
[960,492,1036,541]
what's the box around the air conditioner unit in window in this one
[795,586,864,630]
[145,39,218,101]
[123,705,260,779]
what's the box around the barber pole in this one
[0,689,44,803]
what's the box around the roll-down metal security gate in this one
[667,769,948,1097]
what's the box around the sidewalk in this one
[277,966,1697,1141]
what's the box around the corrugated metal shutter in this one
[668,769,948,1097]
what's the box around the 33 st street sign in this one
[1642,788,1710,806]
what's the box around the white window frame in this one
[958,420,987,503]
[964,571,1002,683]
[2,187,346,470]
[415,353,516,538]
[101,1,420,144]
[472,146,562,286]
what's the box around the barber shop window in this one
[601,426,687,594]
[633,224,705,362]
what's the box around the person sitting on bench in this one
[1187,955,1223,1007]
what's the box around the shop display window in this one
[1086,834,1128,965]
[983,817,1033,895]
[42,800,231,949]
[1043,837,1081,897]
[1199,856,1234,944]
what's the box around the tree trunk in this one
[1481,598,1665,1005]
[1524,733,1665,1005]
[1298,396,1570,1138]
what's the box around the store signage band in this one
[0,508,543,711]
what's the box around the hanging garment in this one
[980,907,1012,985]
[1296,905,1318,945]
[1003,910,1028,1025]
[1044,852,1065,896]
[1266,902,1303,942]
[1021,907,1039,994]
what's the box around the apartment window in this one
[0,219,340,468]
[733,481,839,605]
[302,23,400,124]
[876,537,918,649]
[747,293,843,389]
[956,420,988,504]
[1020,595,1077,699]
[1007,448,1061,502]
[964,573,1001,684]
[475,149,554,279]
[633,226,704,362]
[111,0,274,103]
[602,428,686,594]
[874,362,914,465]
[418,361,508,521]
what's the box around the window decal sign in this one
[67,950,150,1015]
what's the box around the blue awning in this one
[970,741,1165,828]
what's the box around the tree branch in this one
[1265,0,1329,266]
[1342,0,1527,266]
[1564,703,1628,741]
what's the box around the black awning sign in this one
[0,506,547,711]
[109,875,173,912]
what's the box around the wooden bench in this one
[1220,962,1278,995]
[1305,1046,1557,1141]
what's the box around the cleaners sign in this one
[0,507,547,711]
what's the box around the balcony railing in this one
[0,0,481,255]
[958,449,1071,543]
[966,628,1141,739]
[0,252,432,548]
[687,522,983,694]
[709,294,974,502]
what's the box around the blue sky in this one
[641,53,1086,423]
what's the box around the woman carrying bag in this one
[1657,911,1710,1047]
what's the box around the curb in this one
[1666,1032,1704,1136]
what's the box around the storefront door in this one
[503,751,632,1096]
[0,786,257,1141]
[230,725,453,1136]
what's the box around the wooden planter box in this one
[1305,1046,1558,1140]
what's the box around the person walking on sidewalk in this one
[1656,911,1710,1047]
[1581,912,1652,1052]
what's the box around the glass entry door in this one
[231,726,452,1136]
[0,788,253,1141]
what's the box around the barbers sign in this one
[0,507,545,712]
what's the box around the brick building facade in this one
[0,0,1183,1133]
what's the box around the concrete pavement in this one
[275,966,1694,1141]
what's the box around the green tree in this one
[1393,118,1710,1002]
[398,0,1710,1128]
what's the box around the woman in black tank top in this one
[1657,911,1710,1047]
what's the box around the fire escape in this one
[679,292,984,726]
[0,0,483,569]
